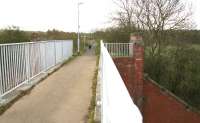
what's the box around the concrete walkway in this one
[0,53,96,123]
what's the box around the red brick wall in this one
[143,79,200,123]
[113,57,200,123]
[133,44,144,109]
[113,57,135,98]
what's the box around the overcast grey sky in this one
[0,0,199,32]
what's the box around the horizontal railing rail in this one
[104,43,133,57]
[99,41,142,123]
[0,40,73,98]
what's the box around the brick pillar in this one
[130,33,144,110]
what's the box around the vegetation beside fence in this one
[144,44,200,110]
[0,26,90,53]
[87,69,98,123]
[87,40,99,123]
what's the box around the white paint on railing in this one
[104,43,133,57]
[0,40,73,97]
[99,41,142,123]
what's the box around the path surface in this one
[0,52,96,123]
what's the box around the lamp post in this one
[77,2,83,53]
[84,35,86,49]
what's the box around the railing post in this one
[0,46,3,101]
[39,42,42,72]
[131,33,144,110]
[44,42,47,70]
[54,40,57,65]
[26,43,31,84]
[61,41,64,61]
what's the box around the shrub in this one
[145,45,200,109]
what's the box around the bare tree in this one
[135,0,192,30]
[113,0,137,33]
[135,0,192,56]
[114,0,193,56]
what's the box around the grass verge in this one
[87,55,99,123]
[87,69,98,123]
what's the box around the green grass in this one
[191,44,200,50]
[87,54,99,123]
[145,45,200,111]
[87,68,98,123]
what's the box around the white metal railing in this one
[0,40,73,97]
[104,43,133,57]
[99,41,142,123]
